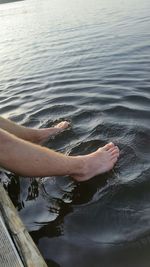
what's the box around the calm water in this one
[0,0,150,266]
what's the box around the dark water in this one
[0,0,150,266]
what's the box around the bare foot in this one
[73,142,119,181]
[34,121,70,144]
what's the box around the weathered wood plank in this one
[0,211,24,267]
[0,184,48,267]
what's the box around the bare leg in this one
[0,129,119,181]
[35,121,70,144]
[0,116,70,143]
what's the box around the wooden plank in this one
[0,211,24,267]
[0,184,48,267]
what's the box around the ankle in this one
[70,155,89,181]
[24,128,40,143]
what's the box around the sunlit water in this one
[0,0,150,266]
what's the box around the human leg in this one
[34,121,70,144]
[0,128,119,181]
[0,116,69,143]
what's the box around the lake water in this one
[0,0,150,266]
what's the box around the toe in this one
[112,157,118,164]
[110,147,118,152]
[110,149,119,158]
[112,151,119,158]
[104,142,115,151]
[108,146,119,153]
[55,121,70,129]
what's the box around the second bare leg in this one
[0,116,70,143]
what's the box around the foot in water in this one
[73,142,120,182]
[35,121,70,144]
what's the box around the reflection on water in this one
[0,0,150,266]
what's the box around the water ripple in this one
[0,0,150,266]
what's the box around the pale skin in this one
[0,116,119,182]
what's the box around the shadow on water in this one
[34,172,150,267]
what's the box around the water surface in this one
[0,0,150,266]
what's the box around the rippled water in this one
[0,0,150,266]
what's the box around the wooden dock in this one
[0,183,48,267]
